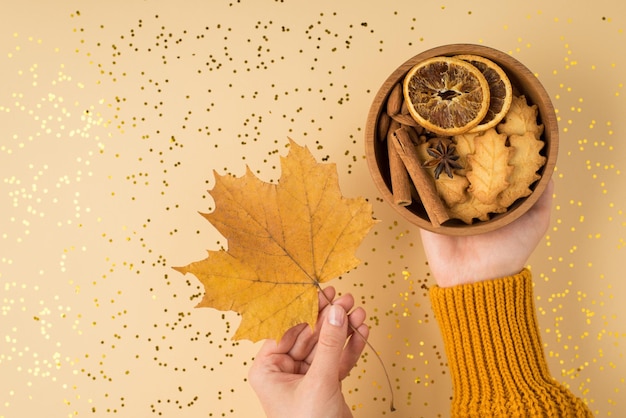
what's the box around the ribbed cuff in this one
[429,269,592,417]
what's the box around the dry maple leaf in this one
[173,139,378,342]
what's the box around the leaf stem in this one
[318,287,396,412]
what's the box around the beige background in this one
[1,1,624,417]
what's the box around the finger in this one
[347,306,366,335]
[305,303,348,385]
[250,323,309,383]
[302,292,356,358]
[339,306,368,379]
[332,292,355,314]
[318,286,336,310]
[348,305,366,325]
[260,286,339,357]
[339,322,369,380]
[285,287,338,360]
[255,322,309,357]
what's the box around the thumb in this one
[307,304,348,383]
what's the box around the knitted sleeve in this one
[429,269,593,417]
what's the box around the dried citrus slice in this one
[403,56,490,136]
[455,54,513,133]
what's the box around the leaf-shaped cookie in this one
[498,132,547,207]
[466,128,513,204]
[496,95,544,138]
[435,175,470,207]
[453,131,479,176]
[448,194,507,224]
[174,139,378,342]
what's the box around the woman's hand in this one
[421,180,554,287]
[249,287,369,418]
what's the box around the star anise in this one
[423,139,463,180]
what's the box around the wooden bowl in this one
[364,44,558,235]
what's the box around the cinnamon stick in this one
[387,121,412,206]
[391,127,450,227]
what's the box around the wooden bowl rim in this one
[364,43,558,235]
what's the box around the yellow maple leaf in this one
[174,139,378,342]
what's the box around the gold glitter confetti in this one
[1,1,625,416]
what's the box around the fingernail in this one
[328,304,345,327]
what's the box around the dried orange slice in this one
[403,56,490,136]
[455,54,513,133]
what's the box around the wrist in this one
[432,262,525,288]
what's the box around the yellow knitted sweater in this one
[429,269,593,417]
